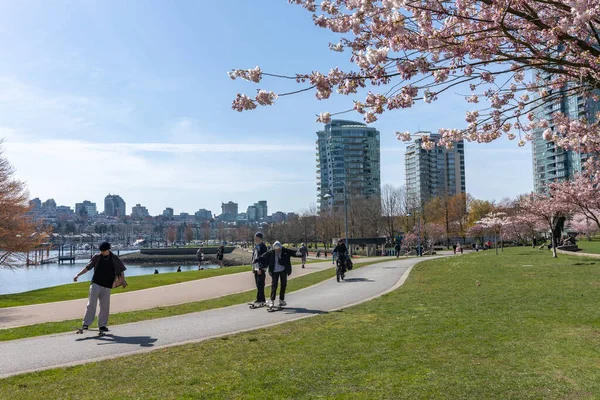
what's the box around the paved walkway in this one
[557,249,600,258]
[0,257,439,378]
[0,257,385,329]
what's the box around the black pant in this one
[254,271,266,302]
[270,271,288,302]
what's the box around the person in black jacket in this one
[216,245,225,267]
[251,232,268,307]
[256,241,301,307]
[334,239,348,272]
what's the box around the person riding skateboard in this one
[73,241,127,333]
[255,241,301,308]
[251,232,268,307]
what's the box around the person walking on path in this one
[255,241,301,308]
[251,232,268,307]
[216,245,225,267]
[196,247,204,269]
[73,241,127,333]
[394,242,401,258]
[299,243,308,269]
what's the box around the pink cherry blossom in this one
[230,0,600,173]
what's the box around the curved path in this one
[0,257,439,378]
[0,257,383,329]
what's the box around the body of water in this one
[0,261,219,295]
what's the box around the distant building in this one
[404,132,466,208]
[162,207,174,218]
[246,200,267,222]
[221,201,238,222]
[531,77,599,192]
[42,199,57,211]
[75,200,97,217]
[29,198,42,209]
[56,205,74,220]
[272,211,287,223]
[316,120,381,212]
[131,204,150,219]
[194,208,212,220]
[104,194,126,217]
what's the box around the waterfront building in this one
[246,200,267,222]
[104,194,126,217]
[316,119,381,212]
[131,204,150,219]
[532,80,600,192]
[404,132,466,208]
[221,201,238,222]
[75,200,97,217]
[194,208,212,220]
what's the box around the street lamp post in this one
[323,180,349,256]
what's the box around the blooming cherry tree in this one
[519,193,571,258]
[550,165,600,232]
[231,0,600,158]
[477,212,507,255]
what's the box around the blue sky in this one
[0,0,533,216]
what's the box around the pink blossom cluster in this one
[231,0,600,172]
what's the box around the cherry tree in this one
[569,213,600,240]
[230,0,600,161]
[466,223,488,246]
[550,166,600,232]
[423,222,445,254]
[519,193,570,258]
[401,231,418,251]
[477,212,507,255]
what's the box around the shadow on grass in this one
[76,334,158,347]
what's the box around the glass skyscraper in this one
[316,120,381,212]
[404,132,466,208]
[532,79,599,193]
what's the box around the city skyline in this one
[0,1,533,216]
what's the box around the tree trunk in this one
[551,235,558,258]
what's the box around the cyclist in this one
[334,239,349,274]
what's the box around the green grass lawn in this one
[0,259,318,308]
[0,259,391,341]
[576,238,600,254]
[3,249,600,398]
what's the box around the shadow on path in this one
[280,307,327,316]
[342,278,375,283]
[76,334,158,347]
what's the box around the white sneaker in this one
[279,300,287,307]
[267,300,274,308]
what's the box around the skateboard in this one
[267,305,284,312]
[248,302,267,309]
[74,326,109,336]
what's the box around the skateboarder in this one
[251,232,268,307]
[255,241,301,308]
[73,241,127,333]
[299,243,308,269]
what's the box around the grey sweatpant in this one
[82,283,111,328]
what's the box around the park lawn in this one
[0,259,318,308]
[0,259,391,341]
[576,239,600,254]
[3,249,600,399]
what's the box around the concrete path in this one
[0,257,384,329]
[0,257,437,378]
